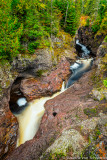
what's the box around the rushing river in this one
[9,40,93,147]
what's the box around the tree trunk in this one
[64,1,69,28]
[51,0,53,38]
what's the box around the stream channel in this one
[9,40,93,147]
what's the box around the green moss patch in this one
[84,108,98,117]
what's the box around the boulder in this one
[97,41,107,57]
[20,58,71,101]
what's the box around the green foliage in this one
[0,0,61,59]
[98,0,107,19]
[54,0,82,36]
[91,16,102,33]
[104,36,107,42]
[84,0,97,16]
[99,11,107,34]
[103,79,107,87]
[91,0,107,33]
[85,18,90,27]
[0,0,23,60]
[83,0,107,34]
[0,0,107,60]
[84,108,97,117]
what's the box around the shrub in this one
[103,79,107,87]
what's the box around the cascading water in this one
[9,81,65,147]
[66,58,93,88]
[66,40,93,88]
[76,39,90,57]
[16,82,65,147]
[9,40,93,147]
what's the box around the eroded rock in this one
[97,41,107,57]
[20,58,71,101]
[41,129,88,159]
[0,108,18,160]
[77,26,105,56]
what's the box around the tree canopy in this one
[0,0,107,60]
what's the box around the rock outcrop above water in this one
[92,40,107,101]
[97,40,107,57]
[20,58,71,101]
[0,54,38,160]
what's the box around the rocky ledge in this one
[20,57,71,101]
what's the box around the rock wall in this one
[92,40,107,101]
[76,26,105,56]
[0,54,37,160]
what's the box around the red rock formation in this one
[20,58,71,101]
[0,106,18,160]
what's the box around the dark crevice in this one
[53,112,57,117]
[9,77,28,115]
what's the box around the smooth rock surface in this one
[20,58,71,101]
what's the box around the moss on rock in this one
[84,108,98,117]
[41,129,87,159]
[91,41,107,101]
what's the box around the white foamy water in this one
[17,98,27,107]
[61,81,65,92]
[76,40,90,56]
[16,97,48,147]
[66,58,93,88]
[16,82,65,147]
[70,62,80,73]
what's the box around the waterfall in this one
[66,58,93,88]
[76,39,90,57]
[15,82,65,147]
[66,40,93,88]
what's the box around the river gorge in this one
[0,27,107,160]
[8,40,93,148]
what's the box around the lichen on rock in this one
[41,129,87,159]
[91,40,107,101]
